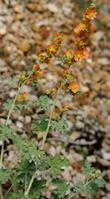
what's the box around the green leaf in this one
[18,160,36,174]
[11,161,37,191]
[0,169,12,184]
[36,95,50,110]
[74,177,105,196]
[52,179,69,198]
[51,119,68,133]
[3,99,13,111]
[14,135,43,162]
[49,155,69,176]
[17,102,29,110]
[83,161,95,176]
[94,177,106,188]
[8,192,25,199]
[9,76,18,87]
[58,57,66,64]
[74,181,85,194]
[32,116,48,134]
[84,180,99,195]
[31,179,46,198]
[0,125,13,141]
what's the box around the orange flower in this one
[26,79,30,85]
[64,50,73,64]
[68,82,80,94]
[22,92,28,99]
[47,44,58,56]
[74,22,87,36]
[33,64,40,71]
[74,48,89,62]
[53,32,64,44]
[53,32,64,38]
[38,54,50,64]
[65,50,73,59]
[32,70,44,80]
[76,39,87,48]
[83,6,97,20]
[53,32,59,37]
[74,21,94,38]
[38,54,46,63]
[16,92,28,103]
[32,64,44,80]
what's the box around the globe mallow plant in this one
[0,2,105,199]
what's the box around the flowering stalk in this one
[41,84,62,149]
[0,71,33,177]
[0,2,97,198]
[73,1,97,62]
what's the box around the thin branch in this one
[41,85,62,149]
[24,171,37,196]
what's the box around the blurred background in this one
[0,0,110,198]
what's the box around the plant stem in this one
[0,71,33,199]
[4,185,12,199]
[24,171,37,196]
[41,85,62,149]
[0,185,3,199]
[0,142,4,169]
[41,109,53,150]
[68,192,76,199]
[0,142,4,199]
[6,71,33,126]
[6,86,22,126]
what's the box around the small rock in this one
[69,132,81,142]
[62,2,72,16]
[18,116,24,122]
[87,155,96,163]
[25,116,31,124]
[9,90,16,98]
[13,4,23,13]
[27,3,42,12]
[75,121,84,129]
[101,149,110,160]
[48,146,56,156]
[4,147,19,168]
[68,149,83,163]
[0,59,6,67]
[97,58,109,66]
[16,121,23,129]
[0,24,6,35]
[62,167,72,181]
[46,4,58,13]
[18,40,31,53]
[92,31,104,43]
[97,157,110,166]
[106,183,110,192]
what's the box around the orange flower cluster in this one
[18,73,30,86]
[38,32,64,64]
[32,64,44,81]
[68,82,80,94]
[74,2,97,62]
[16,91,28,103]
[74,48,89,62]
[66,2,97,93]
[64,50,74,65]
[17,3,97,96]
[63,70,80,94]
[83,5,97,20]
